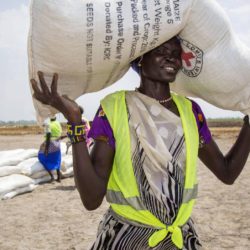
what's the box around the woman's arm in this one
[199,116,250,184]
[31,72,114,210]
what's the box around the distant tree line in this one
[0,120,37,126]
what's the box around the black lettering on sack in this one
[154,0,161,6]
[153,8,162,36]
[116,1,124,37]
[131,0,140,23]
[133,24,140,36]
[116,38,125,59]
[104,48,111,60]
[105,2,112,34]
[164,0,172,17]
[140,22,150,53]
[173,0,181,21]
[143,13,150,22]
[142,0,148,11]
[130,36,140,59]
[86,4,94,27]
[86,3,94,73]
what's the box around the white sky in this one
[0,0,249,121]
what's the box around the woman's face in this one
[141,37,182,83]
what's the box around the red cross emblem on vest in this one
[182,51,195,67]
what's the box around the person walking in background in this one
[31,36,250,249]
[38,116,62,182]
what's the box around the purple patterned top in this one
[88,100,212,149]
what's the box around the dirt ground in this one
[0,131,250,250]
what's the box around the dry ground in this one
[0,128,250,250]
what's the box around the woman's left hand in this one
[30,71,82,123]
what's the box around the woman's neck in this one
[137,78,171,101]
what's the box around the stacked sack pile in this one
[0,142,73,200]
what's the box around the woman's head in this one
[132,36,182,83]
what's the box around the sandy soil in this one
[0,132,250,250]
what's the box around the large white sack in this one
[61,167,74,178]
[0,174,34,198]
[0,149,25,167]
[61,142,67,156]
[30,170,51,179]
[0,166,23,177]
[61,155,73,172]
[171,0,250,114]
[33,175,52,185]
[1,184,37,200]
[0,149,25,159]
[19,158,44,176]
[0,149,38,167]
[28,0,192,122]
[29,0,250,122]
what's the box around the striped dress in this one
[88,91,211,250]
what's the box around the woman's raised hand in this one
[30,71,82,123]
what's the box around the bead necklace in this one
[158,96,172,104]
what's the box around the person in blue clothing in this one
[38,116,63,182]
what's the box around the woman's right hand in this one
[30,71,82,123]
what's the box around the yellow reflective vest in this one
[101,91,199,249]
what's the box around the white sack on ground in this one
[0,174,34,199]
[0,149,38,167]
[61,167,74,178]
[0,149,25,159]
[29,0,250,122]
[2,184,37,200]
[0,149,25,167]
[30,170,53,179]
[0,166,22,177]
[61,142,67,156]
[33,175,52,185]
[61,155,73,172]
[19,158,44,176]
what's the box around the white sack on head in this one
[29,0,250,121]
[171,0,250,114]
[0,174,34,199]
[28,0,192,122]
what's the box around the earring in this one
[138,56,143,67]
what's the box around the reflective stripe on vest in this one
[101,91,199,249]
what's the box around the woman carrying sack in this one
[31,36,250,249]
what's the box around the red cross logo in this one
[182,51,195,67]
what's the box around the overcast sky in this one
[0,0,249,122]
